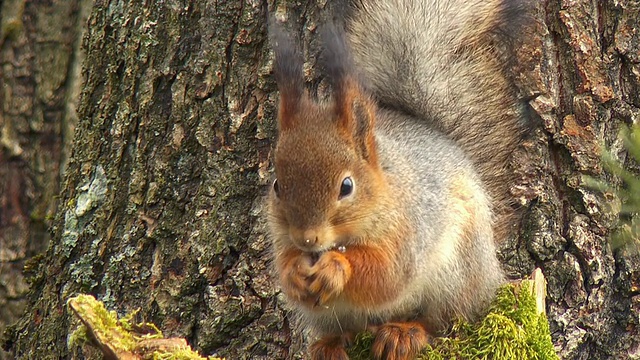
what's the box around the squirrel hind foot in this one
[371,322,431,360]
[309,334,353,360]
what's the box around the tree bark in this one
[508,1,640,358]
[0,1,91,358]
[2,1,640,360]
[5,0,310,358]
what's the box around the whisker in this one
[332,305,344,334]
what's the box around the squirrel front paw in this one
[279,252,314,304]
[307,251,352,307]
[279,250,352,308]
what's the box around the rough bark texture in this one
[506,1,640,359]
[1,1,639,360]
[0,1,91,359]
[4,0,304,358]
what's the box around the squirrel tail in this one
[347,0,532,240]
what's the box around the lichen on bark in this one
[2,1,640,360]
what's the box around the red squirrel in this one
[267,1,529,359]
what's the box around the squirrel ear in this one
[270,22,305,131]
[321,25,378,164]
[345,92,377,163]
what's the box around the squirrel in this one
[267,0,530,359]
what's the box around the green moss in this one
[152,348,219,360]
[67,295,222,360]
[347,282,558,360]
[67,294,138,351]
[67,324,89,348]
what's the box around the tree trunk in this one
[2,1,639,360]
[0,0,91,358]
[510,1,640,358]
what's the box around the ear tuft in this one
[320,23,359,133]
[319,24,353,96]
[269,21,305,131]
[320,24,378,164]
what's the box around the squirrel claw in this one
[307,251,352,307]
[371,322,430,360]
[279,252,314,303]
[309,334,352,360]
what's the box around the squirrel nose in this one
[303,229,318,246]
[290,228,320,250]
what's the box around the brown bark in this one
[1,0,639,360]
[503,1,640,358]
[0,0,91,358]
[5,0,307,358]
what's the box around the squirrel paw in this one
[279,252,314,304]
[371,322,430,360]
[309,334,352,360]
[308,250,352,307]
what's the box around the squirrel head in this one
[268,25,383,253]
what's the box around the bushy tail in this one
[347,0,531,239]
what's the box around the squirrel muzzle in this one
[289,226,335,253]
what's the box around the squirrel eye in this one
[273,179,280,197]
[339,177,354,199]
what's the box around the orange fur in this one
[340,244,402,307]
[277,96,296,131]
[276,240,404,310]
[371,322,430,360]
[278,95,314,132]
[334,78,379,165]
[334,78,358,136]
[277,246,353,308]
[309,333,354,360]
[308,250,353,306]
[276,247,315,305]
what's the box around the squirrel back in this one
[348,0,530,240]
